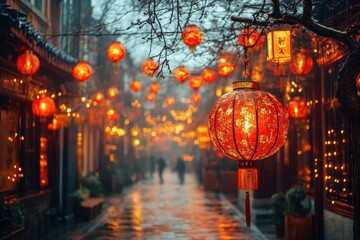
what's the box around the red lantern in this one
[93,92,104,103]
[189,76,203,91]
[107,41,126,63]
[130,79,143,92]
[218,62,235,77]
[181,24,203,51]
[72,61,92,82]
[149,82,161,94]
[208,81,289,227]
[191,92,201,104]
[32,95,56,118]
[142,59,158,77]
[17,50,40,78]
[174,66,190,83]
[289,49,314,75]
[201,69,217,84]
[107,87,119,99]
[164,96,175,107]
[106,109,119,121]
[48,118,61,131]
[146,92,156,102]
[238,28,264,50]
[287,96,309,119]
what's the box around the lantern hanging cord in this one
[243,47,250,80]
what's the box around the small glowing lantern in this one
[165,96,175,107]
[72,61,93,82]
[357,73,360,96]
[289,49,314,75]
[189,76,203,91]
[181,24,203,51]
[146,92,156,102]
[107,41,126,64]
[107,87,119,99]
[142,59,158,77]
[287,96,309,119]
[32,95,56,118]
[93,92,104,103]
[238,28,264,50]
[130,79,142,92]
[174,66,190,83]
[149,82,161,94]
[267,30,292,63]
[201,69,217,84]
[48,118,60,131]
[106,109,119,121]
[17,50,40,79]
[218,62,235,77]
[208,80,289,227]
[191,92,202,104]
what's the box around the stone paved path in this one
[48,170,268,240]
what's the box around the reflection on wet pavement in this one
[54,171,267,240]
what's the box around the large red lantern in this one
[181,24,203,51]
[201,69,217,84]
[142,59,158,77]
[107,87,119,99]
[32,95,56,118]
[208,81,289,227]
[289,49,314,75]
[191,92,202,104]
[149,82,161,94]
[93,92,104,103]
[72,61,93,82]
[287,97,309,119]
[17,50,40,78]
[130,79,142,92]
[238,28,264,50]
[174,66,190,83]
[107,41,126,64]
[146,92,156,102]
[189,76,203,91]
[218,62,235,77]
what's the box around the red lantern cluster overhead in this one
[289,49,314,75]
[107,41,126,64]
[181,24,203,51]
[189,76,203,91]
[72,61,93,82]
[130,79,143,92]
[238,28,264,50]
[149,82,161,94]
[32,95,56,118]
[191,92,201,104]
[93,92,105,103]
[218,62,235,77]
[201,69,217,84]
[146,92,156,102]
[17,50,40,78]
[142,59,158,77]
[287,96,309,119]
[208,81,289,227]
[174,66,190,83]
[107,87,119,99]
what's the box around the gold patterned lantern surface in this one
[267,30,292,63]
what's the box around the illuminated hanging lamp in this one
[189,76,203,91]
[267,30,292,63]
[174,66,191,83]
[149,82,161,94]
[146,92,156,102]
[289,48,313,75]
[238,28,264,51]
[17,50,40,80]
[93,92,105,103]
[106,109,119,121]
[164,96,175,107]
[107,86,119,99]
[107,41,126,65]
[72,61,93,82]
[218,62,235,77]
[287,96,309,119]
[130,79,143,92]
[191,92,202,104]
[32,95,56,118]
[201,69,217,84]
[181,24,203,51]
[48,118,61,131]
[142,59,158,77]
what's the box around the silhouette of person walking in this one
[157,157,166,184]
[176,157,186,184]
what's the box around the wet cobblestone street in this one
[46,171,268,240]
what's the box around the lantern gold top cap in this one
[232,81,259,90]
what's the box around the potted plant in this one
[271,192,287,237]
[0,198,25,239]
[285,187,313,240]
[81,173,103,197]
